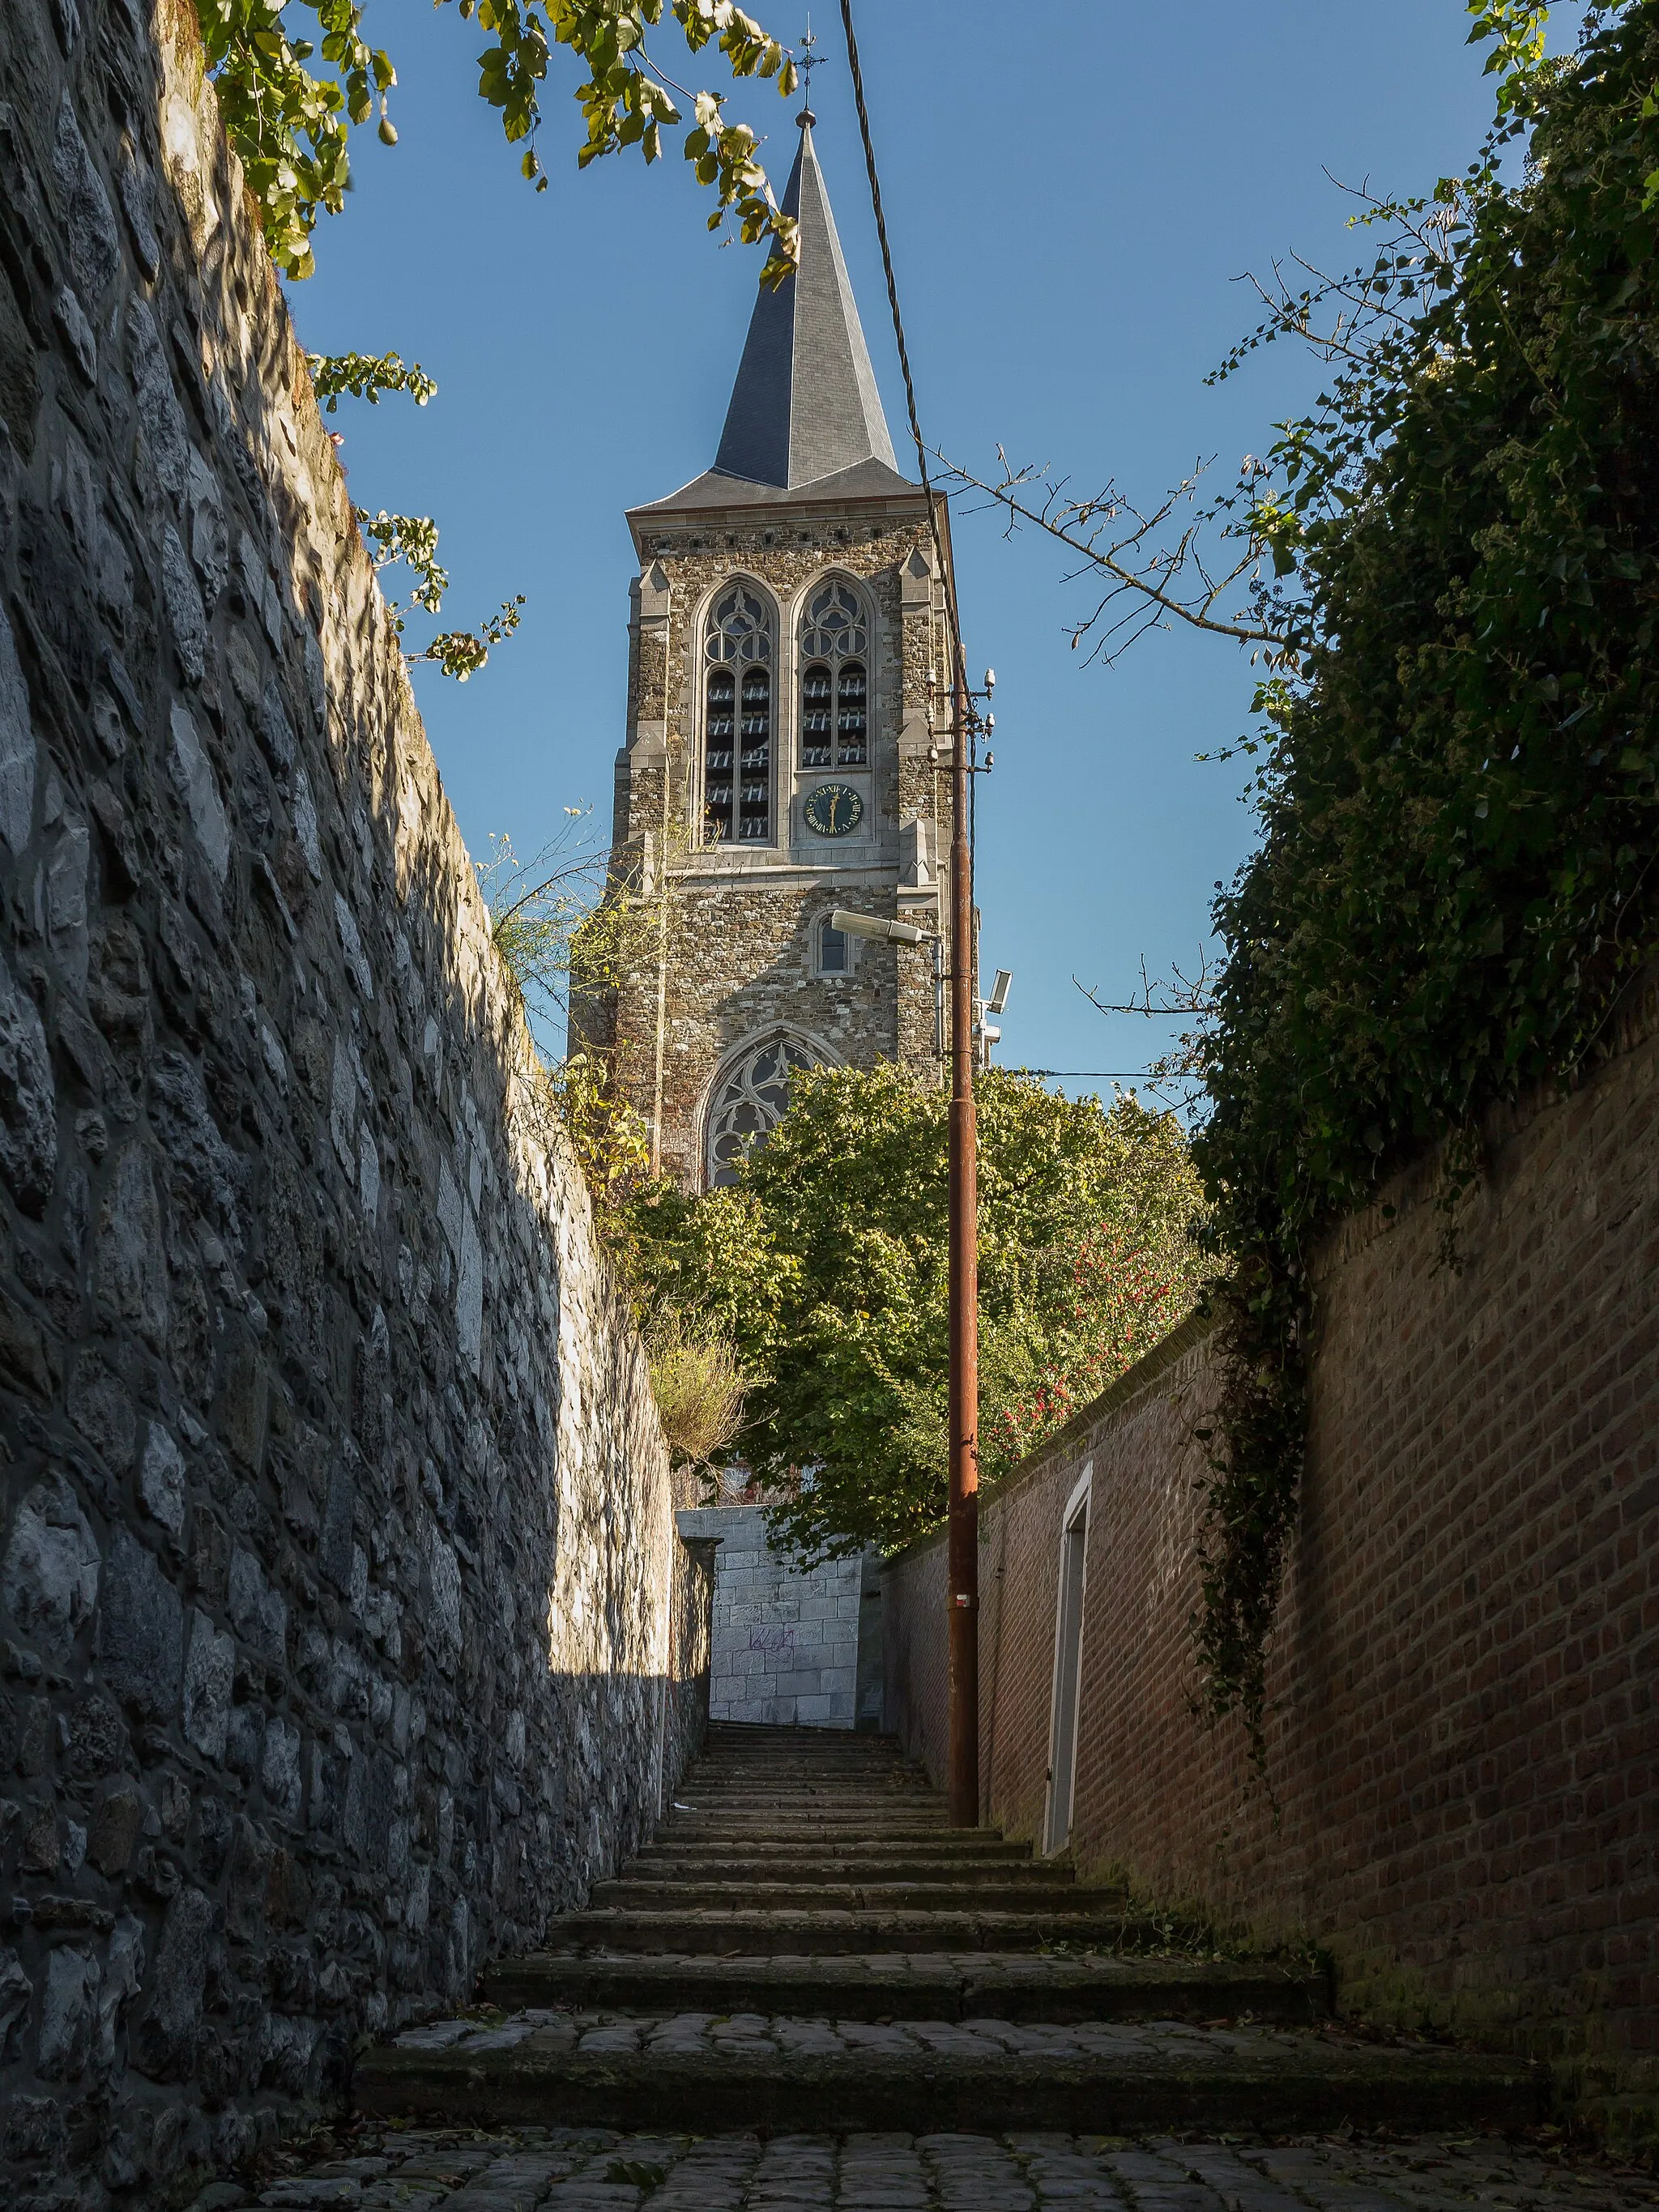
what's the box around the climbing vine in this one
[1187,1,1659,1757]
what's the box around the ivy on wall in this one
[1190,2,1659,1755]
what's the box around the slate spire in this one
[712,114,902,492]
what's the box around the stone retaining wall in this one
[0,0,701,2196]
[883,986,1659,2144]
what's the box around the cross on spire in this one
[796,17,822,112]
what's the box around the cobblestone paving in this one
[214,2125,1659,2212]
[390,2010,1459,2066]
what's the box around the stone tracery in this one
[706,1035,825,1186]
[799,579,868,769]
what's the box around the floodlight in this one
[987,970,1013,1015]
[829,908,930,946]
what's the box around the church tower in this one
[595,110,957,1188]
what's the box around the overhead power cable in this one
[836,0,966,698]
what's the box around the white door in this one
[1043,1469,1092,1854]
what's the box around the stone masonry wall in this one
[0,0,701,2197]
[680,1504,868,1728]
[591,511,953,1187]
[883,990,1659,2142]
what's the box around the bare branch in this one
[1074,952,1218,1021]
[932,447,1295,664]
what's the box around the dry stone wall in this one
[0,0,697,2197]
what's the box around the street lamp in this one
[828,909,932,946]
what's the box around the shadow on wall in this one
[0,0,705,2197]
[882,983,1659,2144]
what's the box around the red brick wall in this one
[881,982,1659,2143]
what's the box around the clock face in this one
[803,782,864,838]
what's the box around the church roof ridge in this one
[706,113,907,497]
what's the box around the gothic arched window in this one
[706,1036,821,1187]
[704,586,773,845]
[800,582,869,769]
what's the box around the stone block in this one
[98,1527,183,1722]
[67,1352,137,1473]
[2,1473,100,1655]
[227,1546,287,1667]
[0,949,55,1212]
[87,1778,143,1877]
[166,701,228,880]
[138,1421,187,1536]
[95,1141,168,1350]
[182,1609,232,1759]
[774,1669,825,1698]
[261,1715,303,1826]
[132,1886,212,2081]
[0,601,36,855]
[0,1949,32,2061]
[36,1944,98,2079]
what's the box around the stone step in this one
[544,1905,1149,1955]
[685,1752,919,1768]
[702,1724,898,1741]
[629,1850,1061,1882]
[641,1830,1034,1860]
[668,1791,948,1811]
[686,1760,919,1777]
[356,2008,1542,2137]
[688,1749,917,1767]
[480,1949,1330,2025]
[681,1779,925,1796]
[659,1817,957,1839]
[588,1878,1113,1912]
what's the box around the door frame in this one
[1042,1462,1094,1856]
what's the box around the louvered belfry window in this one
[800,581,869,769]
[704,586,773,846]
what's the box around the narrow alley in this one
[218,1728,1653,2208]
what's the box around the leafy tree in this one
[619,1065,1207,1558]
[194,0,802,281]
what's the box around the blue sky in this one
[288,1,1540,1095]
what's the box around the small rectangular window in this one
[819,922,850,974]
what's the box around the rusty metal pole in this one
[946,651,979,1829]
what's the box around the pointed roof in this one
[633,115,916,518]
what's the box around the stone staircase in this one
[354,1723,1540,2136]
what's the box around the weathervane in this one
[796,16,821,116]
